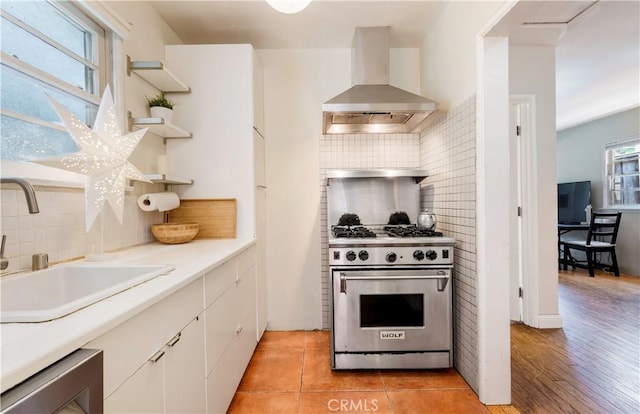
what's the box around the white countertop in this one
[0,238,255,393]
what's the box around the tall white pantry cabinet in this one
[165,43,268,402]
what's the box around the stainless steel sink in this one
[0,264,175,323]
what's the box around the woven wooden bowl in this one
[151,223,199,244]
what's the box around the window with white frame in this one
[604,138,640,210]
[0,0,109,161]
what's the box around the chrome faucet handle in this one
[1,235,8,270]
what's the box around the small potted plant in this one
[146,92,176,124]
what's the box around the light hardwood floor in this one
[511,268,640,413]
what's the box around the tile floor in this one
[228,331,489,413]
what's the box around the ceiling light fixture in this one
[266,0,312,14]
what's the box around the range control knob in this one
[425,250,438,261]
[358,250,369,261]
[346,250,357,261]
[386,252,397,263]
[413,250,425,261]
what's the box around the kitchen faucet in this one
[1,177,40,271]
[1,177,39,213]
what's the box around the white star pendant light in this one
[36,86,150,232]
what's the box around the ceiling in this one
[149,0,640,130]
[149,0,448,49]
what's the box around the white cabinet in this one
[254,131,268,339]
[204,246,258,413]
[104,351,164,414]
[164,44,263,241]
[83,246,259,414]
[252,50,265,135]
[103,315,205,414]
[88,278,205,414]
[206,309,256,414]
[164,315,206,413]
[87,279,202,398]
[165,44,268,340]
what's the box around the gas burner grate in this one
[384,225,443,238]
[332,225,377,239]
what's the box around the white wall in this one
[105,1,184,175]
[420,1,506,110]
[258,47,421,329]
[258,49,346,329]
[557,107,640,276]
[509,46,561,324]
[390,48,422,94]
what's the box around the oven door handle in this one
[339,271,449,293]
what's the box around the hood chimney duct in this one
[352,27,389,85]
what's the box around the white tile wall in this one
[317,102,478,392]
[0,185,162,274]
[319,134,421,328]
[419,96,478,392]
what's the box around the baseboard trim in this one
[537,314,563,329]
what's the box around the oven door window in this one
[332,268,451,352]
[360,294,424,327]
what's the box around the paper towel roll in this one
[137,192,180,212]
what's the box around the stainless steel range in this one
[327,169,455,370]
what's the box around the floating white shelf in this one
[130,116,192,139]
[145,174,193,185]
[127,56,190,93]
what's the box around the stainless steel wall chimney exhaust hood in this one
[322,27,438,135]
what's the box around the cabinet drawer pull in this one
[236,325,243,334]
[168,332,181,347]
[235,278,241,284]
[149,350,165,363]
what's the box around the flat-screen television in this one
[557,181,591,224]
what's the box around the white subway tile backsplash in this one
[2,217,18,231]
[0,185,161,274]
[319,133,421,329]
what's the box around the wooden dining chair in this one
[562,211,622,277]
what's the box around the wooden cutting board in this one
[167,199,236,239]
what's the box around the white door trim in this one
[510,95,538,327]
[509,103,523,322]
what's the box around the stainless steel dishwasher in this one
[1,349,103,413]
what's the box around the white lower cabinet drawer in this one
[87,278,203,397]
[104,355,164,414]
[104,314,206,414]
[206,311,258,414]
[204,283,240,376]
[165,314,206,413]
[237,245,256,278]
[204,259,236,308]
